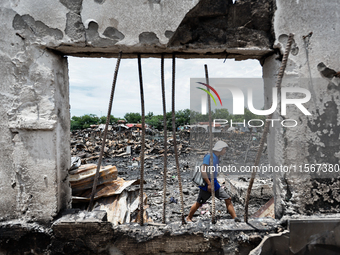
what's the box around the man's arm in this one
[201,164,212,193]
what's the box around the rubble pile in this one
[71,127,267,167]
[70,128,191,164]
[69,127,271,223]
[190,131,268,167]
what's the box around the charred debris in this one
[69,124,271,224]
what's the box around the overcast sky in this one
[68,57,263,118]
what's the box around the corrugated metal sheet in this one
[95,190,151,225]
[70,164,152,225]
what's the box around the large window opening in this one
[68,57,270,224]
[68,57,262,118]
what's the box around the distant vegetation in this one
[70,108,265,131]
[70,114,120,131]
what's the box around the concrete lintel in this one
[52,46,273,60]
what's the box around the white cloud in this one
[68,57,262,118]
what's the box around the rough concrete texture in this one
[8,0,200,56]
[6,0,275,59]
[1,0,276,223]
[168,0,275,60]
[249,230,290,255]
[0,6,71,222]
[262,54,288,219]
[263,0,340,217]
[1,0,340,235]
[0,211,280,255]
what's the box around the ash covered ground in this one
[70,128,271,223]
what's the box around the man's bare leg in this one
[225,198,237,219]
[186,202,202,222]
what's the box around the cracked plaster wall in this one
[9,0,201,56]
[0,0,203,223]
[7,0,274,59]
[0,5,70,222]
[264,0,340,217]
[0,0,276,222]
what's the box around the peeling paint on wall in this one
[307,99,340,164]
[13,14,63,40]
[139,32,159,44]
[305,178,340,214]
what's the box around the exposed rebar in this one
[205,64,216,224]
[244,133,253,163]
[244,33,294,223]
[138,54,146,226]
[171,54,186,225]
[88,52,122,211]
[302,32,317,107]
[161,54,168,224]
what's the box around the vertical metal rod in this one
[244,133,253,163]
[138,54,146,226]
[161,54,168,224]
[244,33,294,223]
[88,52,122,211]
[302,32,317,106]
[171,54,186,225]
[205,64,216,224]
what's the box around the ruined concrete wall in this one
[0,215,275,255]
[0,0,275,222]
[6,0,274,59]
[2,0,340,223]
[9,0,199,56]
[168,0,275,60]
[264,0,340,217]
[0,0,199,223]
[0,4,71,222]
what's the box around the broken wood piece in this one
[70,165,118,193]
[69,164,97,175]
[251,197,274,219]
[69,165,117,183]
[117,152,130,157]
[73,178,141,200]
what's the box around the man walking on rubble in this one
[186,140,241,222]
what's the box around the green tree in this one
[190,110,209,124]
[166,111,173,131]
[71,116,82,130]
[190,110,199,124]
[124,112,141,123]
[175,109,190,127]
[70,114,99,130]
[146,112,154,120]
[244,107,266,126]
[80,114,99,129]
[214,108,230,120]
[146,115,164,130]
[99,115,118,125]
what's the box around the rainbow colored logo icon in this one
[196,82,223,106]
